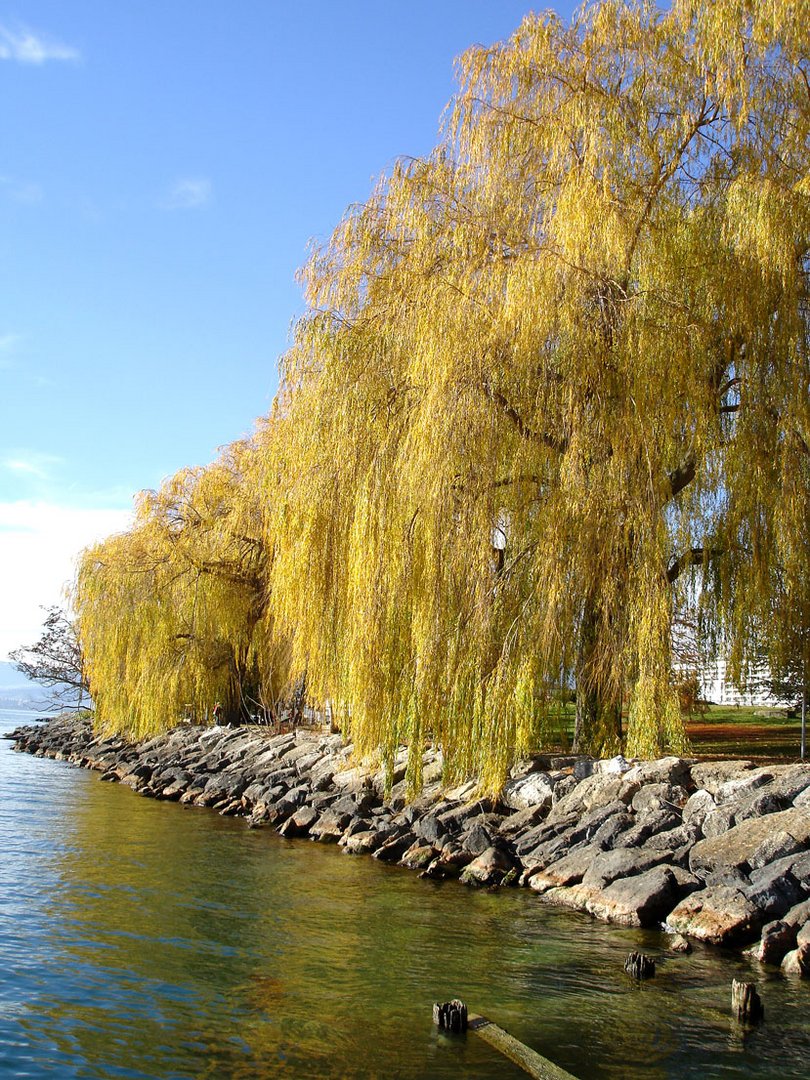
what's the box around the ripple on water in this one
[2,735,810,1078]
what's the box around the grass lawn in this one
[686,704,806,763]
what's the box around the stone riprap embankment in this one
[7,713,810,972]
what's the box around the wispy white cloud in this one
[0,500,132,657]
[0,23,80,64]
[162,177,212,210]
[0,176,44,204]
[0,332,21,353]
[2,451,64,482]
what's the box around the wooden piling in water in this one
[624,951,656,980]
[433,999,468,1032]
[433,1002,579,1079]
[732,980,764,1024]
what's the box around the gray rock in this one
[373,831,416,863]
[748,829,808,871]
[550,774,580,804]
[527,845,599,893]
[581,847,670,890]
[594,754,634,775]
[624,757,694,789]
[734,789,796,823]
[413,814,445,845]
[767,764,810,803]
[546,773,638,824]
[400,842,437,870]
[570,800,631,844]
[666,885,763,946]
[591,812,635,850]
[700,806,737,838]
[502,771,556,812]
[783,897,810,929]
[343,829,386,855]
[689,760,755,795]
[277,805,319,838]
[748,919,797,965]
[704,866,751,890]
[617,808,681,849]
[519,831,581,873]
[689,808,810,877]
[745,851,810,918]
[309,808,353,842]
[715,768,775,805]
[573,758,595,780]
[433,842,473,876]
[498,805,548,839]
[460,824,494,857]
[459,846,515,887]
[586,865,685,927]
[645,824,700,855]
[631,783,687,815]
[781,943,810,976]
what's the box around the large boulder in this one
[689,760,755,795]
[666,885,763,945]
[581,847,670,890]
[747,829,808,871]
[747,919,797,965]
[502,771,557,812]
[399,842,438,870]
[545,774,638,825]
[781,943,810,976]
[624,757,694,789]
[744,851,810,918]
[586,865,696,928]
[460,823,494,857]
[498,805,549,839]
[689,808,810,877]
[527,845,598,892]
[277,805,319,838]
[343,829,386,855]
[459,846,516,887]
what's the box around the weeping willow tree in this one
[75,437,287,738]
[265,0,809,790]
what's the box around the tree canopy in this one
[74,0,809,791]
[75,437,288,738]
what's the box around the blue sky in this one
[0,1,576,656]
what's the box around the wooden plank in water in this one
[467,1013,579,1080]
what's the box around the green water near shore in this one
[2,711,810,1079]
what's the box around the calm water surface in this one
[2,708,810,1079]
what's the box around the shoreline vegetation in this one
[7,713,810,975]
[71,1,810,799]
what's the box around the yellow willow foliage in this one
[264,0,809,792]
[75,438,286,739]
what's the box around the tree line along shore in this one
[67,1,809,798]
[8,713,810,976]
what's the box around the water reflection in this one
[2,740,810,1078]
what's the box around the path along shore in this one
[6,713,810,972]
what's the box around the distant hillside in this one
[0,661,50,710]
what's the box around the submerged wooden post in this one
[433,1001,579,1079]
[624,951,656,980]
[732,980,764,1024]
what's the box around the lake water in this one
[2,706,810,1079]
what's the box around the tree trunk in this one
[573,597,621,754]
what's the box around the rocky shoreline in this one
[6,713,810,973]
